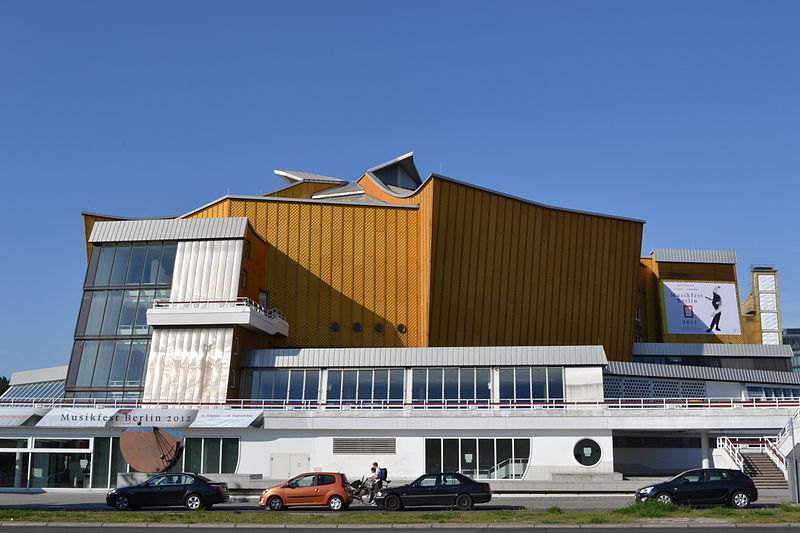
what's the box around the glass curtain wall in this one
[326,369,404,406]
[498,367,564,405]
[68,242,177,400]
[411,368,491,406]
[424,437,531,479]
[241,369,320,405]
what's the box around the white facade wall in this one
[143,239,243,402]
[565,367,604,401]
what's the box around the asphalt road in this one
[0,491,639,512]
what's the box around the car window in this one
[416,475,438,488]
[317,474,335,486]
[442,474,462,486]
[146,476,168,487]
[704,471,730,482]
[680,472,703,484]
[178,475,194,485]
[291,475,316,488]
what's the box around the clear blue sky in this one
[1,1,798,376]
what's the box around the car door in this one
[404,474,439,506]
[284,474,317,506]
[672,470,707,504]
[702,470,732,503]
[438,474,463,505]
[135,475,168,507]
[162,475,190,506]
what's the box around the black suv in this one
[635,468,758,508]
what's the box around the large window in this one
[326,369,404,405]
[424,437,530,479]
[74,340,150,389]
[69,241,177,397]
[182,438,239,474]
[411,368,491,405]
[242,369,320,404]
[499,367,564,404]
[87,242,177,288]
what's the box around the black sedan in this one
[635,468,758,508]
[374,472,491,511]
[106,473,229,511]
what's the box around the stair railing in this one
[717,436,745,471]
[763,437,788,478]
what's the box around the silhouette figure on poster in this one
[705,286,722,332]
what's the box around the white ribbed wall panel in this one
[143,328,234,403]
[171,240,243,301]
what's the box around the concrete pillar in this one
[700,431,710,469]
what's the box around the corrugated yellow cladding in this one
[187,200,231,219]
[265,182,335,199]
[82,214,119,260]
[227,199,421,349]
[427,179,643,361]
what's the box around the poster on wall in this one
[662,281,741,335]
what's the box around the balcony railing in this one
[152,297,286,322]
[3,397,800,410]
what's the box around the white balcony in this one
[146,298,289,336]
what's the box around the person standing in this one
[369,462,383,504]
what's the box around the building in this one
[2,152,799,492]
[784,329,800,372]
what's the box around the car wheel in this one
[384,494,403,511]
[328,495,345,511]
[267,495,284,511]
[455,493,473,510]
[655,492,673,504]
[184,493,203,511]
[113,495,130,511]
[731,491,751,509]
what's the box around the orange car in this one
[259,472,351,511]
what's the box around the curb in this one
[3,523,800,529]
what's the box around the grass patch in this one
[2,503,800,525]
[612,500,689,518]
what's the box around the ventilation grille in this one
[604,377,707,399]
[333,438,396,455]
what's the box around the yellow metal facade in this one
[424,178,642,361]
[83,171,647,360]
[638,255,745,344]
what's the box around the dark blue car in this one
[106,473,229,511]
[374,472,491,511]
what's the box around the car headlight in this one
[376,491,384,497]
[262,489,269,495]
[638,486,654,494]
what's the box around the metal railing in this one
[152,297,286,322]
[764,437,788,477]
[774,408,800,449]
[717,436,745,470]
[3,396,800,410]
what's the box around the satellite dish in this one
[119,427,184,473]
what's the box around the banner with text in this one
[662,281,741,335]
